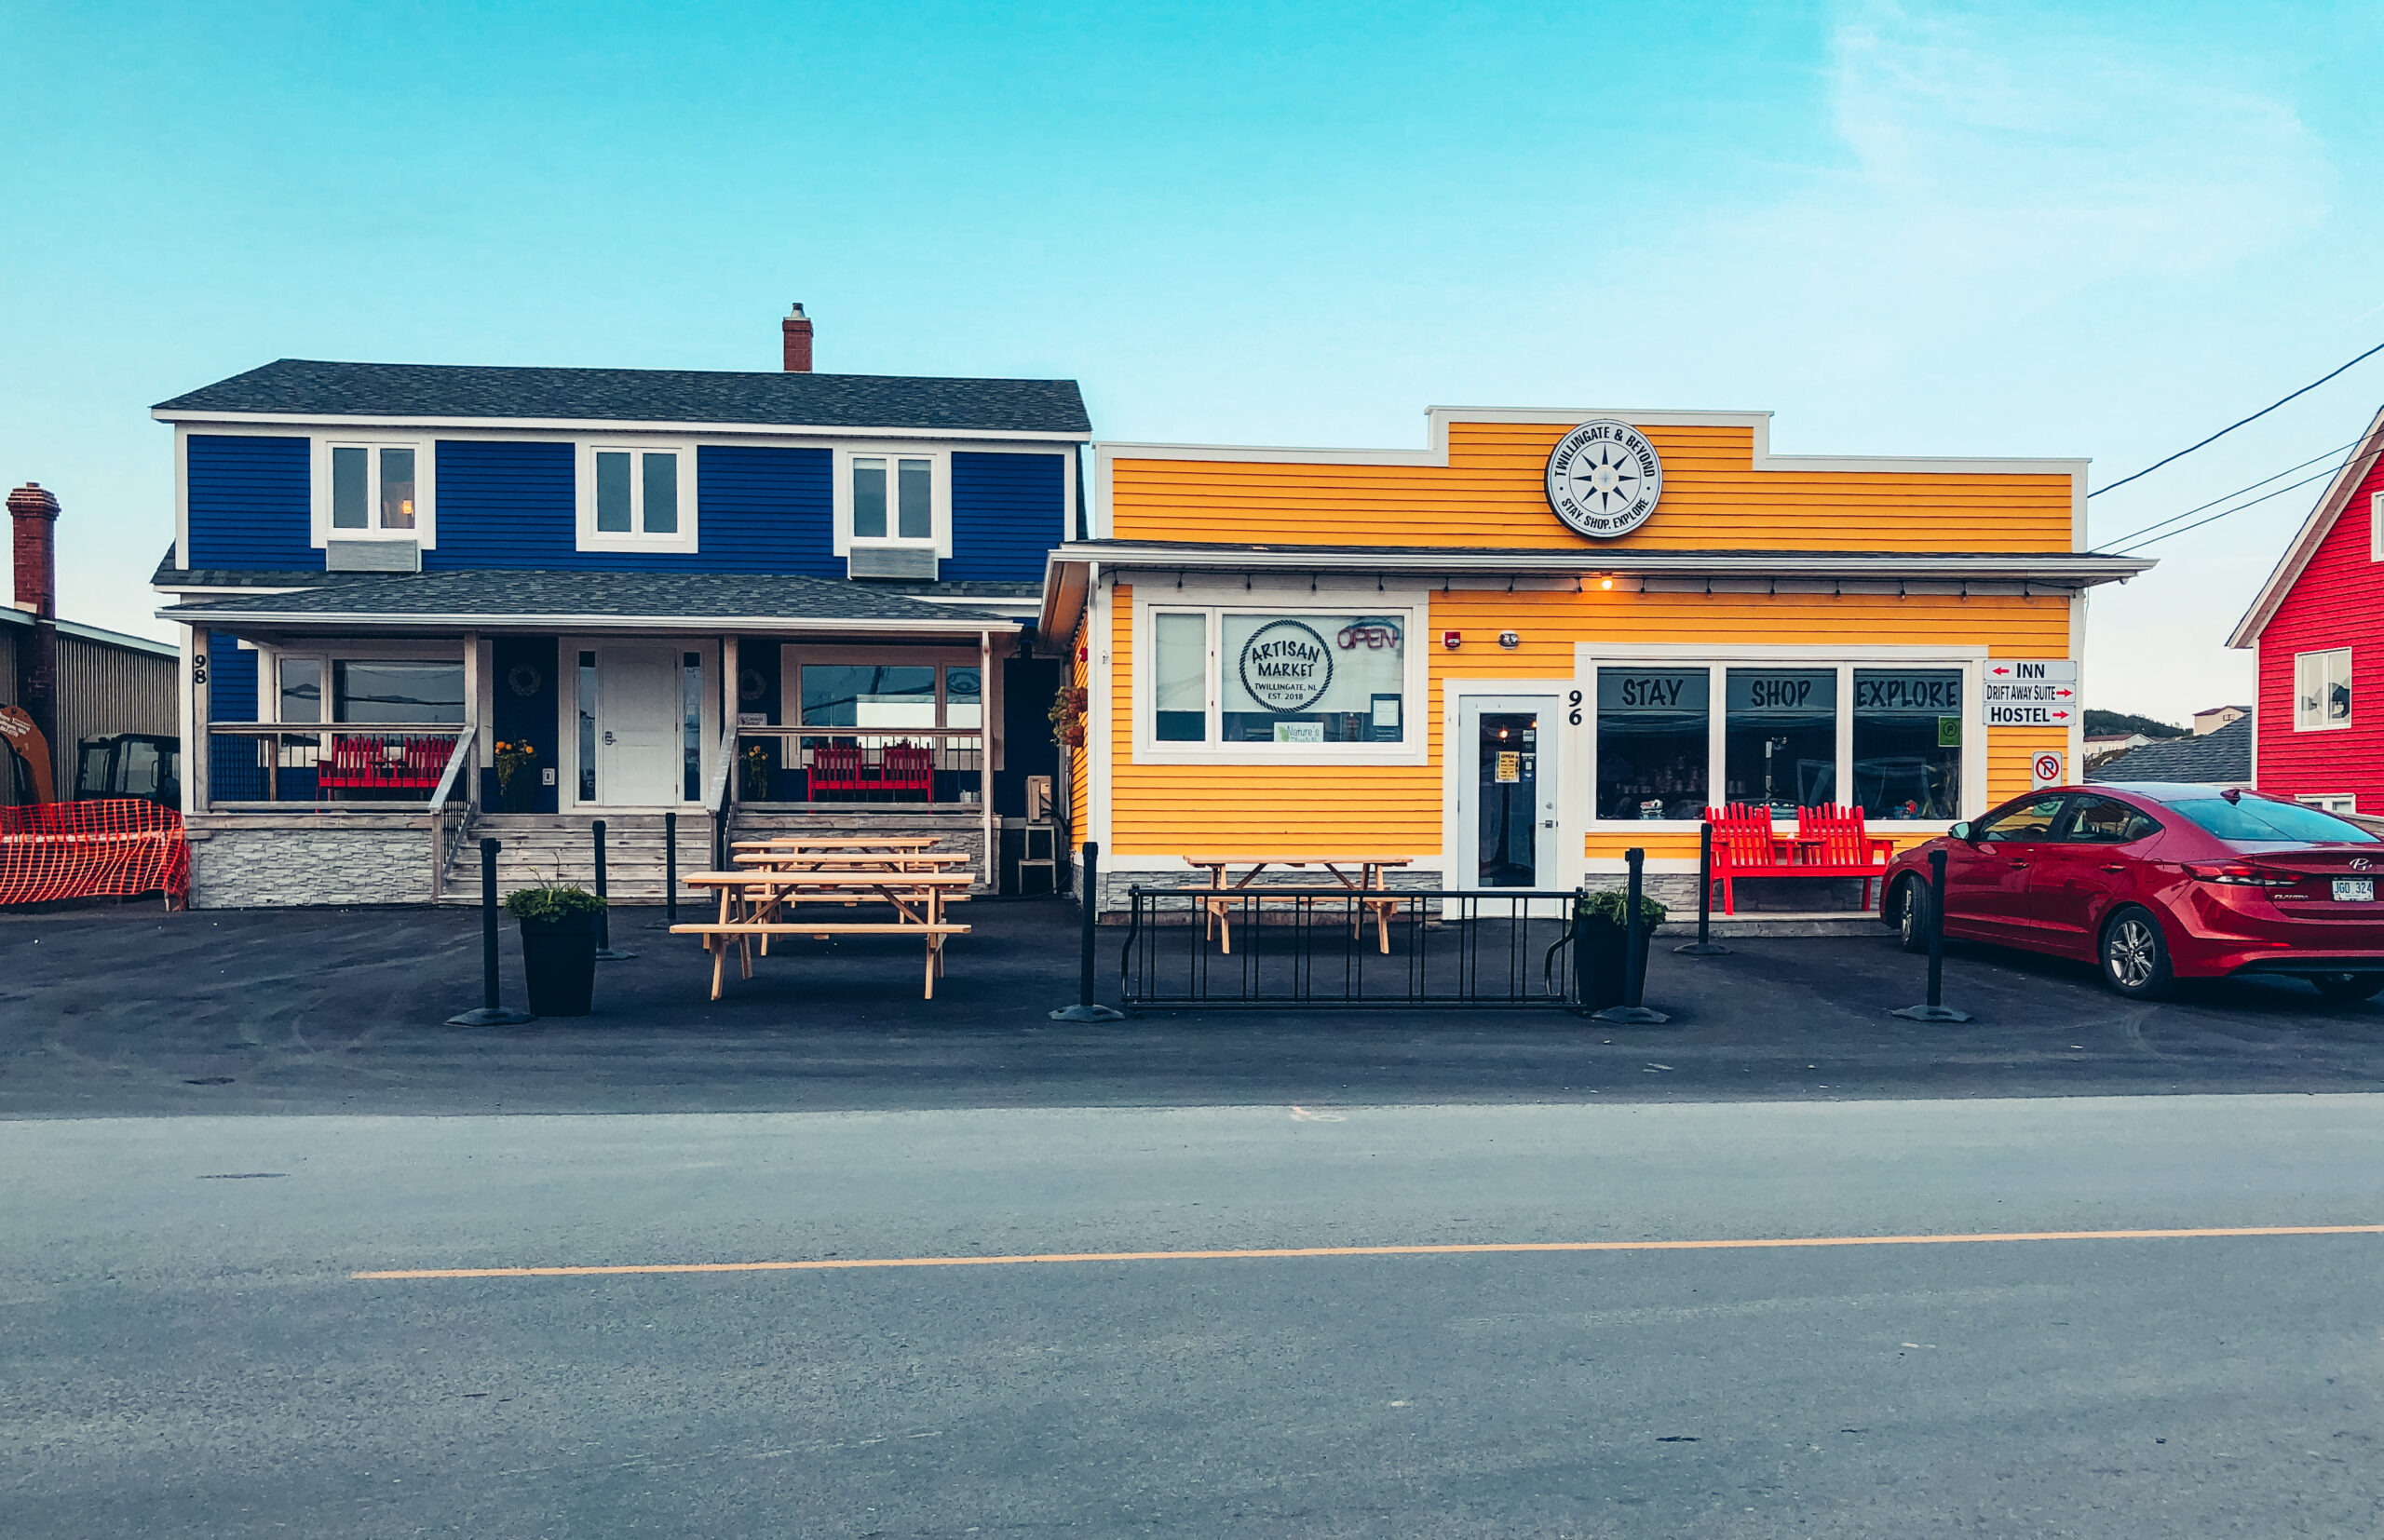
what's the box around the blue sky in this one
[5,0,2380,723]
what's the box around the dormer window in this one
[576,442,698,553]
[833,446,951,578]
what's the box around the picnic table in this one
[671,868,975,1000]
[730,835,944,852]
[1184,856,1413,953]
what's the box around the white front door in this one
[594,646,681,806]
[1457,696,1561,889]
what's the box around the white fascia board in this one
[152,409,1089,444]
[2227,404,2384,649]
[154,610,1022,634]
[1059,543,2153,583]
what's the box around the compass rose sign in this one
[1545,419,1663,539]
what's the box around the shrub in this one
[504,884,606,923]
[1576,889,1667,928]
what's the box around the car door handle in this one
[2006,859,2029,868]
[2100,864,2127,873]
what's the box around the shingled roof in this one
[157,569,1020,629]
[153,359,1090,436]
[2093,716,2254,785]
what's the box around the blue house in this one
[154,307,1089,907]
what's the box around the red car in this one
[1879,781,2384,1000]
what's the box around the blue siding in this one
[426,440,835,573]
[187,435,312,569]
[948,452,1065,580]
[205,630,257,721]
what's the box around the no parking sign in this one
[2031,751,2065,789]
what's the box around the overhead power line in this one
[2092,437,2358,551]
[2103,440,2384,557]
[2089,337,2384,499]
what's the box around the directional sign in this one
[1981,659,2079,726]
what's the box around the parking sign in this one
[2031,751,2065,789]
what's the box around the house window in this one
[683,652,704,803]
[577,444,697,551]
[2372,492,2383,561]
[1596,669,1709,819]
[278,657,322,723]
[577,651,598,802]
[799,664,978,728]
[2298,793,2358,815]
[2296,648,2352,729]
[332,661,465,725]
[1153,612,1209,742]
[853,456,932,541]
[330,445,419,533]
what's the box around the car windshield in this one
[2167,795,2378,844]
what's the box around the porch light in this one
[1599,576,1614,590]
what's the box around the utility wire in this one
[2091,437,2358,551]
[2089,338,2384,499]
[2105,441,2384,556]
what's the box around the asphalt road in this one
[7,1095,2382,1536]
[6,900,2384,1115]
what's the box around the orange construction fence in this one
[0,799,190,909]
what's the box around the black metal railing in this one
[1119,885,1586,1009]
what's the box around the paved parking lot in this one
[4,897,2382,1117]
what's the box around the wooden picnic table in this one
[1183,856,1413,954]
[673,869,976,1000]
[730,835,945,851]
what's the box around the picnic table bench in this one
[1184,856,1412,953]
[673,869,974,1000]
[1704,804,1896,914]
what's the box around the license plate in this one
[2335,878,2375,902]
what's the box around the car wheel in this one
[1894,876,1930,953]
[2310,973,2384,1004]
[2099,908,2173,1000]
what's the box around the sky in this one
[3,0,2379,726]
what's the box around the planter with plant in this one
[1572,889,1667,1008]
[740,741,773,801]
[494,739,538,811]
[504,884,606,1016]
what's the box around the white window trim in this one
[1129,584,1430,766]
[574,440,699,554]
[309,438,436,547]
[257,640,467,725]
[2371,491,2383,561]
[2297,792,2358,814]
[833,445,953,558]
[781,644,992,735]
[1577,645,1988,832]
[2295,646,2353,731]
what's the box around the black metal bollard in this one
[592,818,633,960]
[445,837,534,1025]
[1892,847,1971,1021]
[1592,846,1671,1025]
[712,806,726,872]
[1674,820,1731,955]
[664,811,678,926]
[1050,839,1124,1021]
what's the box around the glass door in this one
[1459,696,1559,889]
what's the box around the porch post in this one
[188,625,210,813]
[721,634,739,810]
[980,628,995,894]
[462,633,488,777]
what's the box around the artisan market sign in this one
[1979,658,2078,726]
[1237,619,1334,713]
[1546,419,1663,539]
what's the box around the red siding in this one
[2256,446,2384,808]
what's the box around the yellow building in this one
[1039,408,2151,907]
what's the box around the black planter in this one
[518,912,599,1017]
[1575,914,1653,1009]
[501,777,536,813]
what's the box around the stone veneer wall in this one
[187,816,435,909]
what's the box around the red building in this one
[2229,405,2384,814]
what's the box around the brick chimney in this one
[781,302,814,372]
[7,481,61,775]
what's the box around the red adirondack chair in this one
[1792,803,1895,908]
[807,743,865,800]
[879,743,934,801]
[1702,804,1781,914]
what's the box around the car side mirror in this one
[1947,821,1972,842]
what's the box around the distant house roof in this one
[2093,716,2254,785]
[2229,403,2384,647]
[156,569,1022,633]
[2193,704,2252,715]
[152,358,1091,438]
[0,603,178,658]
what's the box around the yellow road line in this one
[353,1224,2384,1280]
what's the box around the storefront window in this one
[1725,669,1836,812]
[1853,669,1962,819]
[1153,613,1208,741]
[1214,613,1404,744]
[1596,669,1708,819]
[332,660,464,724]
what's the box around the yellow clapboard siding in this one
[1111,421,2074,553]
[1105,585,2072,855]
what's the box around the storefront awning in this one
[1039,541,2155,639]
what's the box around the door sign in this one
[2031,751,2066,789]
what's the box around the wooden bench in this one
[1184,857,1412,953]
[1705,804,1894,914]
[670,921,969,1000]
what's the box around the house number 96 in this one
[1566,689,1582,726]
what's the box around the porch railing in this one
[202,724,467,809]
[732,726,985,804]
[1120,886,1586,1010]
[427,728,479,900]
